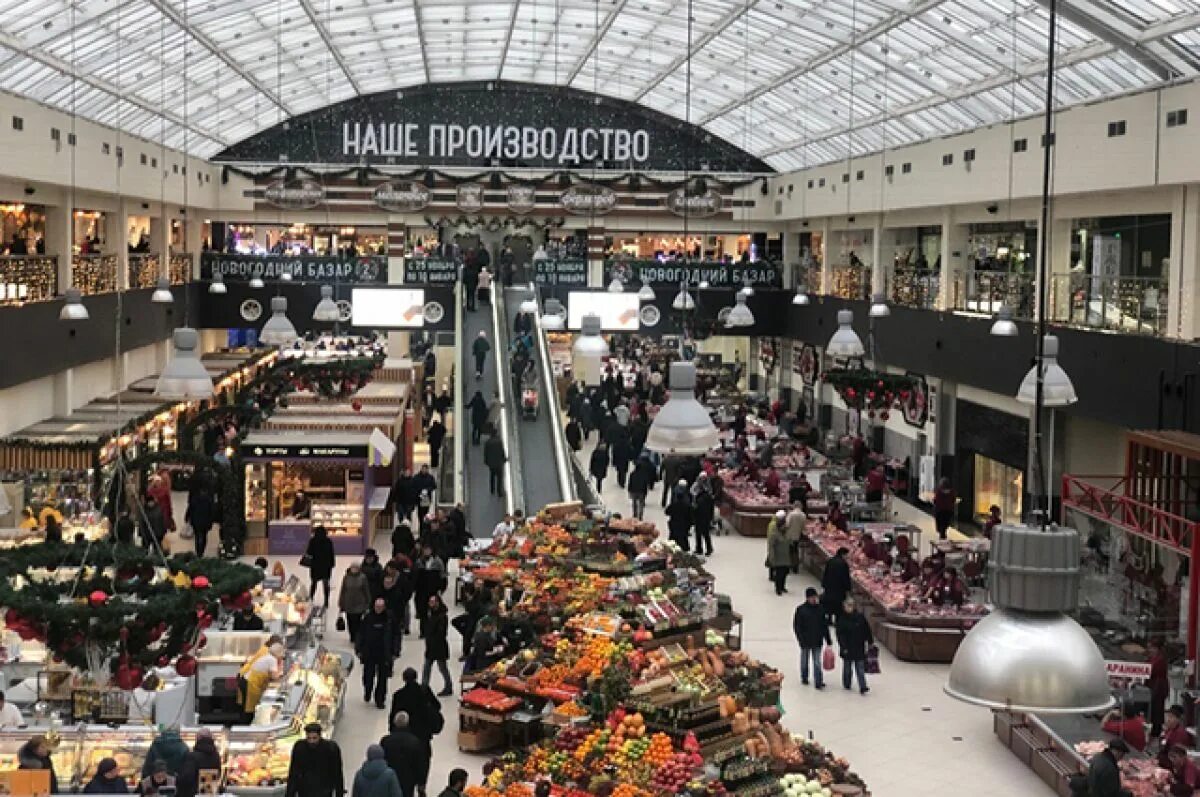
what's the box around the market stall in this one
[241,430,383,555]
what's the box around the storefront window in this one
[973,453,1023,522]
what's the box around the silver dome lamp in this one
[312,285,340,321]
[671,286,695,311]
[518,297,538,316]
[990,305,1018,337]
[208,272,227,294]
[259,296,299,347]
[572,313,608,386]
[637,283,656,301]
[59,288,89,321]
[724,292,754,328]
[607,276,624,293]
[644,362,719,455]
[868,293,890,318]
[154,327,215,399]
[1017,335,1076,407]
[248,273,266,289]
[792,287,810,306]
[151,277,174,304]
[825,309,865,358]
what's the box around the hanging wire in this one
[682,0,693,262]
[843,0,859,219]
[1004,0,1019,220]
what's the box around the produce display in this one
[460,505,869,797]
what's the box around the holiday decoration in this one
[191,575,210,590]
[822,369,917,414]
[351,399,363,412]
[0,543,260,678]
[175,654,198,677]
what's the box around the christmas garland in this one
[0,543,261,683]
[821,369,918,419]
[241,355,384,402]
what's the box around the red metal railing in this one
[1061,474,1200,556]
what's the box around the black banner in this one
[214,81,771,173]
[201,253,386,284]
[533,258,588,286]
[606,260,782,288]
[404,258,459,284]
[241,441,369,459]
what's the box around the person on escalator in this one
[426,418,446,470]
[468,391,488,446]
[471,331,490,380]
[483,432,507,498]
[463,260,480,312]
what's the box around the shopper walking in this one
[786,502,807,574]
[766,511,791,595]
[483,432,507,497]
[389,669,444,751]
[338,563,373,643]
[627,454,655,520]
[351,745,402,797]
[184,484,216,557]
[589,443,610,493]
[426,418,446,469]
[835,598,874,694]
[176,729,222,797]
[793,588,831,689]
[380,714,427,797]
[284,724,344,797]
[422,594,454,696]
[1148,639,1170,737]
[356,598,394,709]
[610,426,632,489]
[477,267,492,306]
[463,261,480,312]
[666,483,693,551]
[468,391,488,446]
[471,331,490,380]
[143,727,188,777]
[692,484,715,556]
[933,477,957,540]
[83,758,128,794]
[303,525,335,608]
[565,418,582,452]
[435,770,468,797]
[413,544,448,634]
[821,547,853,623]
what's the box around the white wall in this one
[0,376,55,437]
[1063,415,1127,477]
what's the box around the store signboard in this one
[241,442,370,458]
[609,260,781,287]
[567,291,639,331]
[507,185,536,214]
[561,184,617,216]
[201,253,387,284]
[350,287,428,328]
[457,184,485,212]
[1105,660,1152,687]
[533,258,588,286]
[404,257,459,284]
[373,181,430,212]
[263,179,326,209]
[664,187,724,218]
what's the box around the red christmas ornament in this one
[876,380,885,389]
[191,575,211,590]
[175,654,198,677]
[845,388,857,399]
[17,627,38,641]
[900,390,911,401]
[148,626,163,643]
[157,655,170,667]
[89,590,108,607]
[351,399,363,413]
[114,665,139,691]
[180,642,193,653]
[866,391,875,401]
[880,410,891,421]
[198,615,213,629]
[198,634,208,649]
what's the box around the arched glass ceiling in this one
[0,0,1196,170]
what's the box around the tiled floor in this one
[202,445,1049,796]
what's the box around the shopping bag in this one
[822,646,835,671]
[865,645,881,675]
[335,615,346,632]
[180,523,195,540]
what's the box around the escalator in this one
[459,291,510,537]
[501,285,574,513]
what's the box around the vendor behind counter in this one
[239,635,286,719]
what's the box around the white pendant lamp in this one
[280,271,293,282]
[607,277,624,293]
[826,309,865,358]
[1016,335,1077,407]
[725,292,754,328]
[698,280,710,289]
[671,287,695,311]
[945,523,1113,713]
[154,327,215,399]
[572,313,608,386]
[249,274,265,289]
[540,312,565,331]
[869,293,890,318]
[313,285,340,321]
[738,285,755,298]
[259,296,299,347]
[645,362,719,455]
[59,288,89,321]
[792,288,810,306]
[151,277,174,304]
[208,272,228,294]
[990,305,1018,337]
[518,297,538,315]
[637,283,656,301]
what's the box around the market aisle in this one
[574,434,1051,797]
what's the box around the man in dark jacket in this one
[565,419,582,452]
[609,425,633,489]
[380,712,429,797]
[176,729,222,797]
[184,487,217,557]
[357,599,395,708]
[285,724,344,797]
[666,485,693,551]
[390,470,416,524]
[389,669,444,749]
[627,455,656,520]
[467,391,488,446]
[1085,739,1132,797]
[143,728,189,777]
[483,432,507,497]
[834,598,874,694]
[821,547,853,623]
[410,466,437,509]
[426,419,447,470]
[793,588,832,689]
[471,332,490,379]
[435,770,468,797]
[692,486,715,556]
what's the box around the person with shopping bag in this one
[835,597,874,695]
[792,588,832,689]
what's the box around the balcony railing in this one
[0,256,57,305]
[1047,273,1168,337]
[71,255,118,296]
[888,267,939,310]
[129,253,160,289]
[949,269,1036,318]
[1062,474,1197,556]
[828,263,870,300]
[168,253,193,285]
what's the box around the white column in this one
[106,205,130,290]
[938,210,969,311]
[151,210,171,277]
[819,218,832,294]
[1045,217,1072,322]
[44,203,74,293]
[1175,185,1200,339]
[184,215,203,280]
[52,370,74,416]
[587,224,605,287]
[387,229,410,360]
[870,218,887,297]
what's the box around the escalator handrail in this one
[529,282,577,504]
[491,286,522,517]
[452,280,466,505]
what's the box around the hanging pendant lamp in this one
[259,296,299,347]
[869,293,890,318]
[792,288,810,306]
[672,287,695,311]
[313,285,340,321]
[151,277,173,304]
[825,309,865,357]
[725,292,754,328]
[249,274,266,289]
[155,327,215,399]
[1016,335,1077,407]
[645,361,719,455]
[607,277,624,293]
[208,272,228,294]
[59,287,89,321]
[637,283,656,301]
[990,305,1018,337]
